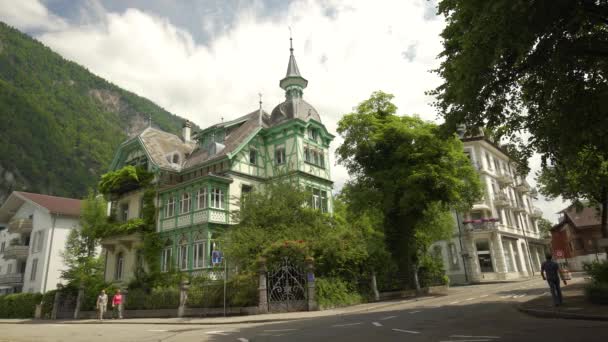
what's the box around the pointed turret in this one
[279,36,308,99]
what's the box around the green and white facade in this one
[102,41,334,282]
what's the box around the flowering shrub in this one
[262,240,311,265]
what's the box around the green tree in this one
[536,217,554,239]
[61,193,107,285]
[336,91,482,288]
[432,0,608,247]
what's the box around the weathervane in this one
[289,26,293,54]
[258,93,263,109]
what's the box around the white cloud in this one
[2,0,567,219]
[0,0,67,31]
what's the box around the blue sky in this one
[0,0,567,221]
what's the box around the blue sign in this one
[212,250,223,264]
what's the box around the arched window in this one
[180,192,191,214]
[115,252,124,280]
[172,153,180,164]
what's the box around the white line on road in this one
[372,322,383,327]
[380,315,397,320]
[500,295,511,299]
[392,329,420,334]
[409,310,421,314]
[450,335,500,339]
[464,297,475,301]
[147,330,168,332]
[479,294,489,298]
[332,322,362,327]
[263,329,298,332]
[440,340,493,342]
[449,301,461,304]
[206,331,230,335]
[237,338,249,342]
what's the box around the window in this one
[249,148,257,165]
[319,151,325,168]
[485,153,492,170]
[180,192,191,214]
[475,240,494,273]
[7,264,12,274]
[165,197,176,217]
[308,128,318,142]
[161,247,172,272]
[502,239,514,272]
[196,188,208,209]
[34,231,43,253]
[120,203,129,222]
[211,188,225,209]
[572,238,584,251]
[275,146,286,165]
[178,244,188,270]
[172,153,180,164]
[304,146,325,168]
[448,243,459,270]
[115,253,124,280]
[304,147,311,163]
[320,190,328,213]
[193,241,206,269]
[308,187,329,213]
[0,242,4,253]
[30,259,38,281]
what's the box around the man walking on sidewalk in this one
[541,254,567,307]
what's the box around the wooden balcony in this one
[3,245,29,260]
[160,208,228,231]
[7,218,33,234]
[0,273,24,286]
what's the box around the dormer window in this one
[173,153,180,164]
[308,128,318,142]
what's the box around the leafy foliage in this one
[336,91,482,287]
[315,277,363,309]
[0,293,42,318]
[0,22,188,201]
[98,166,153,197]
[537,217,554,239]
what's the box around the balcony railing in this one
[493,194,510,208]
[160,208,228,231]
[0,273,24,286]
[7,218,33,234]
[463,220,498,232]
[512,203,527,213]
[3,245,29,260]
[496,171,513,186]
[514,180,531,193]
[530,207,543,219]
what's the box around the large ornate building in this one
[101,40,334,283]
[433,131,547,284]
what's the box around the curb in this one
[0,295,440,326]
[517,306,608,322]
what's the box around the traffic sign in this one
[554,249,564,258]
[212,250,223,264]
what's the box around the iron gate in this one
[267,256,307,312]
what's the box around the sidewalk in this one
[519,281,608,321]
[0,294,438,325]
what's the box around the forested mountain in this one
[0,22,191,203]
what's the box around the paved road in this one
[1,278,606,342]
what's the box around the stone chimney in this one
[182,120,192,142]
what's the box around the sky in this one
[0,0,568,222]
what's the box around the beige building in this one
[433,132,547,284]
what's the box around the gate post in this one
[177,279,189,318]
[305,257,317,311]
[51,284,62,320]
[257,257,268,314]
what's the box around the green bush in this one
[125,287,179,310]
[315,277,363,309]
[0,293,42,318]
[418,255,448,288]
[584,261,608,284]
[40,290,57,319]
[585,282,608,305]
[187,273,258,308]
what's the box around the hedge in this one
[316,277,363,309]
[0,293,42,318]
[125,288,179,310]
[585,282,608,305]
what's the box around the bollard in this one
[177,279,190,318]
[257,257,268,314]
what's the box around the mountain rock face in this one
[0,22,192,204]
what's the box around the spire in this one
[258,93,263,127]
[280,29,308,99]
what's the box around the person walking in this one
[112,289,124,319]
[96,289,108,321]
[541,254,567,307]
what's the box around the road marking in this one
[263,329,297,332]
[206,331,229,335]
[332,322,362,327]
[380,315,397,320]
[237,338,249,342]
[409,310,421,314]
[500,295,511,299]
[449,301,461,304]
[372,322,383,327]
[479,294,489,298]
[392,328,420,334]
[513,294,526,298]
[450,335,500,339]
[147,329,168,332]
[440,340,493,342]
[464,297,475,301]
